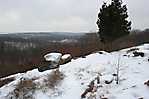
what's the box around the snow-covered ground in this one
[1,44,149,99]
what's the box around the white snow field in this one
[1,44,149,99]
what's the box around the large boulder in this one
[60,54,72,65]
[44,53,62,63]
[38,53,62,72]
[38,53,72,72]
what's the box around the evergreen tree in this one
[97,0,131,43]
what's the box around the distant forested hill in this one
[0,32,99,78]
[0,29,149,78]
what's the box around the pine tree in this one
[97,0,131,43]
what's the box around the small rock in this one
[123,55,127,56]
[144,80,149,86]
[127,48,139,53]
[112,74,117,76]
[101,97,108,99]
[98,51,103,54]
[133,51,144,57]
[102,75,114,84]
[105,80,113,84]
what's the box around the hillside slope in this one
[1,44,149,99]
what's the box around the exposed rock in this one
[138,97,143,99]
[98,51,103,54]
[102,75,114,84]
[133,51,144,57]
[127,48,139,53]
[144,80,149,86]
[100,98,108,99]
[38,53,72,72]
[112,73,117,76]
[105,80,113,84]
[60,54,72,65]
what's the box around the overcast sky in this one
[0,0,148,33]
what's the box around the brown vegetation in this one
[81,80,95,98]
[44,70,64,89]
[7,78,36,99]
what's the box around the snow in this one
[102,74,114,82]
[60,39,78,43]
[44,53,62,62]
[1,44,149,99]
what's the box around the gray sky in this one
[0,0,148,33]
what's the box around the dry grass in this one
[7,78,36,99]
[44,70,64,89]
[4,70,65,98]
